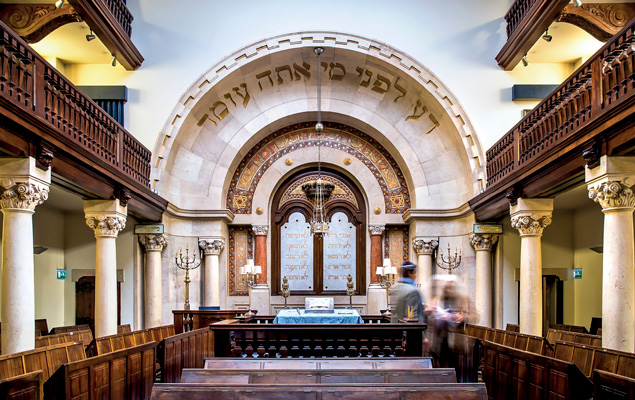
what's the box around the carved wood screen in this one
[272,169,366,296]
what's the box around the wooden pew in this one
[35,320,48,337]
[550,323,588,333]
[181,368,457,384]
[44,342,156,400]
[89,324,174,356]
[158,326,214,383]
[466,324,552,356]
[173,310,257,333]
[483,340,591,400]
[118,324,132,333]
[547,329,602,347]
[553,340,635,379]
[505,323,519,332]
[151,383,489,399]
[593,370,635,399]
[48,324,90,335]
[210,321,426,358]
[203,357,433,370]
[0,342,85,382]
[590,317,602,335]
[0,370,43,400]
[35,330,92,349]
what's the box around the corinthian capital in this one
[199,238,225,255]
[469,233,499,251]
[252,225,269,236]
[86,216,127,238]
[588,181,635,210]
[368,225,386,235]
[139,234,168,252]
[511,215,551,237]
[413,238,438,255]
[0,182,49,211]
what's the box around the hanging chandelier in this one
[309,47,330,235]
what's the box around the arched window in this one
[272,169,366,295]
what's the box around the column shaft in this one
[254,235,267,284]
[145,250,163,328]
[602,209,635,351]
[1,210,35,353]
[369,234,383,284]
[519,235,542,336]
[95,236,118,337]
[475,250,493,327]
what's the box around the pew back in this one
[550,323,588,333]
[182,368,457,384]
[554,340,635,379]
[465,324,552,356]
[0,342,85,382]
[483,340,591,400]
[203,357,433,370]
[35,330,92,348]
[44,342,156,400]
[547,329,602,347]
[0,370,43,400]
[593,370,635,400]
[173,310,255,333]
[49,325,90,335]
[150,383,489,400]
[90,324,174,356]
[158,326,214,383]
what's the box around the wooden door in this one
[75,276,122,332]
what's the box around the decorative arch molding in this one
[153,31,486,211]
[227,122,410,215]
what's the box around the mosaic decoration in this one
[384,226,409,267]
[279,173,358,209]
[228,226,254,296]
[227,122,410,214]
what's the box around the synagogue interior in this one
[0,0,634,398]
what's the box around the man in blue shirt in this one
[390,262,425,323]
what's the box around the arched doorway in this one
[271,168,366,296]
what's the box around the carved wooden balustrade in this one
[99,0,133,37]
[0,20,151,188]
[504,0,537,38]
[210,320,426,358]
[476,17,635,219]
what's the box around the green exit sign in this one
[56,269,66,279]
[573,268,582,279]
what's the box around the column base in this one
[367,284,387,315]
[250,285,271,315]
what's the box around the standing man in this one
[391,262,425,323]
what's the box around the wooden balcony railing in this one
[100,0,133,37]
[504,0,537,38]
[486,18,635,188]
[0,20,151,187]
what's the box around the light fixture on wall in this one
[55,0,64,9]
[573,0,582,7]
[542,29,553,42]
[521,55,529,67]
[110,55,117,67]
[308,47,331,235]
[86,30,96,42]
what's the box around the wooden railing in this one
[0,20,151,187]
[504,0,537,38]
[100,0,133,37]
[486,18,635,187]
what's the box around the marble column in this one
[510,198,553,337]
[412,238,438,301]
[84,200,127,338]
[199,238,225,309]
[367,225,386,314]
[139,234,167,328]
[251,226,270,314]
[586,156,635,352]
[369,225,385,284]
[0,157,50,354]
[469,234,499,328]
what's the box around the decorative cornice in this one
[252,225,269,236]
[199,238,225,255]
[36,143,54,171]
[0,182,48,211]
[588,181,635,210]
[402,203,473,222]
[165,203,234,222]
[469,233,499,251]
[510,215,552,237]
[138,234,167,252]
[559,3,635,42]
[86,215,127,238]
[368,225,386,236]
[412,238,438,255]
[0,3,82,43]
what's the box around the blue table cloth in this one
[273,309,363,324]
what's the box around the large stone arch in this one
[152,32,486,212]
